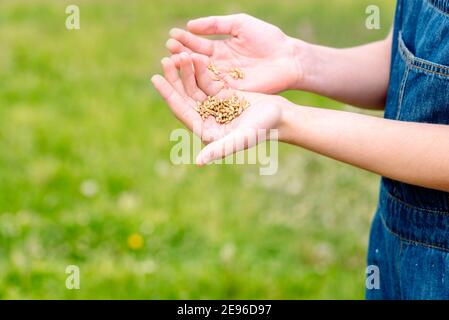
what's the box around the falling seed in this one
[229,68,245,80]
[207,63,221,77]
[198,63,249,123]
[208,63,245,82]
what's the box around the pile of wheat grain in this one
[195,94,249,124]
[195,64,249,124]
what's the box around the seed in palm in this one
[195,94,250,124]
[229,68,245,80]
[199,64,249,123]
[207,63,222,81]
[207,64,245,82]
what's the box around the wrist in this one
[277,99,298,143]
[287,37,323,92]
[277,100,315,148]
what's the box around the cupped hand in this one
[166,14,304,94]
[151,53,291,165]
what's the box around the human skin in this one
[152,14,449,193]
[152,55,285,151]
[167,14,392,109]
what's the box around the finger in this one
[169,28,214,55]
[179,53,207,101]
[187,14,248,36]
[161,57,188,99]
[191,53,231,96]
[166,38,192,54]
[170,53,181,68]
[151,74,198,130]
[196,128,258,166]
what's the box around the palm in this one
[190,53,284,142]
[202,90,282,142]
[168,14,299,94]
[211,25,296,93]
[151,54,286,164]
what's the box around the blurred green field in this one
[0,0,395,299]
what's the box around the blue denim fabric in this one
[366,0,449,300]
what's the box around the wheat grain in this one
[229,68,245,80]
[197,63,248,124]
[195,94,250,124]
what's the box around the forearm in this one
[279,103,449,192]
[290,34,392,109]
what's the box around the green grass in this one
[0,0,394,299]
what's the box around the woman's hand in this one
[166,14,306,94]
[168,14,393,109]
[151,46,449,192]
[151,53,293,165]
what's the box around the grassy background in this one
[0,0,395,299]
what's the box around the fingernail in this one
[169,28,181,38]
[165,38,174,49]
[150,75,159,84]
[179,52,189,60]
[196,154,204,166]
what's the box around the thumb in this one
[187,14,249,36]
[191,53,224,96]
[196,128,260,166]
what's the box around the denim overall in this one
[366,0,449,299]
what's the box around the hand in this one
[151,53,292,165]
[166,14,306,94]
